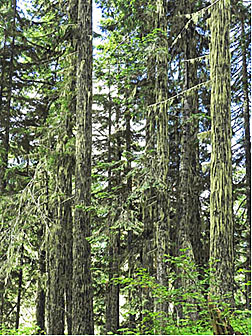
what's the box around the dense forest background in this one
[0,0,251,335]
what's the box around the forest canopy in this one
[0,0,251,335]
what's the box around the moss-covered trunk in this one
[105,91,120,334]
[241,16,251,310]
[0,0,16,192]
[176,0,200,321]
[48,201,65,334]
[125,107,135,330]
[0,0,17,325]
[36,237,46,334]
[106,227,120,333]
[36,180,47,335]
[47,22,75,336]
[209,0,234,305]
[154,0,169,330]
[72,0,94,333]
[141,56,156,330]
[141,6,156,329]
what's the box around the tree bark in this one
[72,0,94,333]
[141,9,156,331]
[125,108,135,330]
[0,0,17,192]
[176,0,202,321]
[240,16,251,310]
[209,0,234,306]
[106,228,120,334]
[154,0,170,331]
[105,86,120,334]
[0,0,17,326]
[36,224,46,334]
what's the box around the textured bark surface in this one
[209,0,234,305]
[36,225,46,334]
[240,17,251,310]
[125,108,135,330]
[106,227,120,333]
[0,0,17,325]
[48,115,74,334]
[141,29,156,329]
[48,220,65,335]
[0,0,16,192]
[176,0,200,321]
[155,0,169,329]
[105,97,120,334]
[72,0,94,333]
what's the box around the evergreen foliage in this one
[0,0,250,335]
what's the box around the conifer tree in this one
[72,0,94,333]
[209,0,234,305]
[154,0,169,327]
[176,0,200,320]
[240,9,251,310]
[0,0,251,334]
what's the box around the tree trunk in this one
[48,173,65,334]
[209,0,234,306]
[105,87,120,334]
[155,0,170,331]
[106,228,120,334]
[64,2,78,333]
[36,224,46,334]
[64,99,74,336]
[141,10,156,331]
[0,0,17,326]
[72,0,94,333]
[45,173,52,333]
[241,17,251,310]
[125,108,136,330]
[176,0,201,321]
[49,47,75,336]
[0,0,16,192]
[0,31,7,321]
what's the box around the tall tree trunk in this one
[105,87,120,334]
[155,0,170,331]
[49,35,76,336]
[106,225,120,334]
[47,163,65,334]
[48,163,66,334]
[72,0,94,333]
[45,172,52,333]
[0,34,8,193]
[125,108,135,330]
[64,94,74,336]
[0,1,17,325]
[64,2,78,333]
[176,0,201,321]
[48,116,74,335]
[36,224,46,334]
[141,33,156,332]
[241,17,251,310]
[0,0,16,192]
[209,0,234,306]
